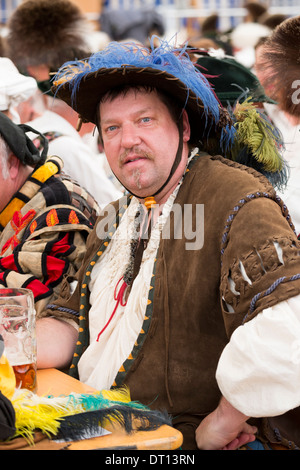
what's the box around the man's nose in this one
[121,123,141,148]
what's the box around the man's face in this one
[99,88,190,201]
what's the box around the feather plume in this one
[11,387,171,444]
[227,98,288,190]
[54,405,171,442]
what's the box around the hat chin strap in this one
[115,119,184,209]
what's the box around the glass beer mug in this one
[0,288,37,392]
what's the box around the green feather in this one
[230,98,284,172]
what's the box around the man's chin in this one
[122,179,154,198]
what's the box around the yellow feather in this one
[10,386,135,444]
[100,386,131,403]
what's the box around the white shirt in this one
[78,187,181,391]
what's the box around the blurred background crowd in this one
[0,0,297,65]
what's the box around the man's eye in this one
[141,117,151,123]
[106,125,117,133]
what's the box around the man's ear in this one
[182,109,191,143]
[7,154,21,179]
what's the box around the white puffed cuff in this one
[216,294,300,417]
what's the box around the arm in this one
[36,317,78,369]
[195,396,257,450]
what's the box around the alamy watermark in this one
[291,80,300,104]
[96,202,205,251]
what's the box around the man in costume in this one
[0,112,100,369]
[37,40,300,450]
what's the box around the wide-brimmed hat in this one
[52,39,235,151]
[196,50,275,106]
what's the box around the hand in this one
[195,396,258,450]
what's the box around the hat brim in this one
[53,66,207,123]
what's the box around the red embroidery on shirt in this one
[68,210,79,225]
[46,209,59,227]
[1,210,36,254]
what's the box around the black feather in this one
[52,405,172,442]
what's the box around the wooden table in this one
[36,369,183,450]
[37,368,97,396]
